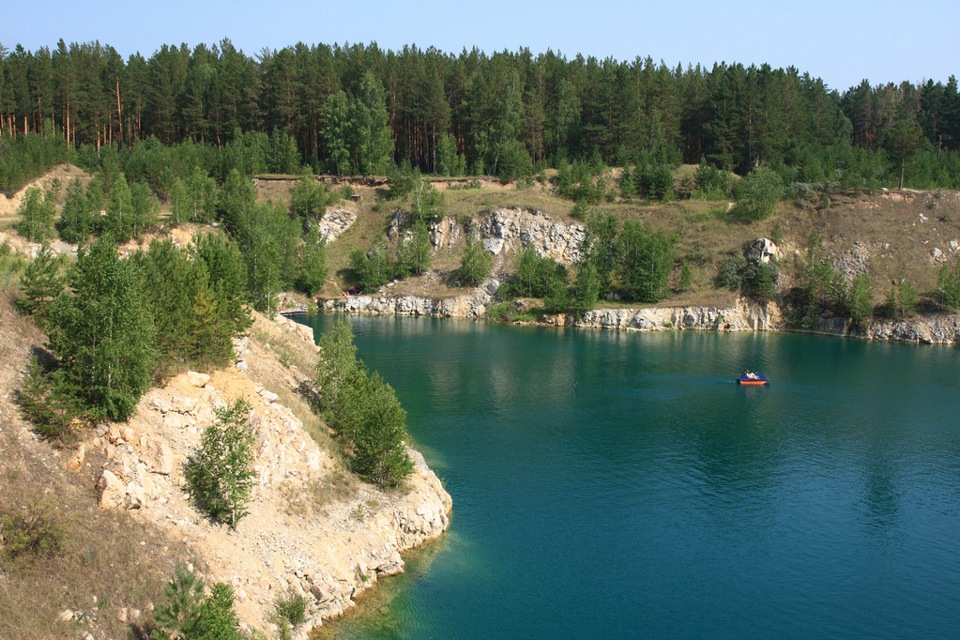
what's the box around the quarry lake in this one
[298,314,960,639]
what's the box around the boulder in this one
[140,435,175,475]
[745,237,778,264]
[96,469,126,509]
[186,371,211,387]
[170,395,198,414]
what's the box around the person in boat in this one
[743,369,759,380]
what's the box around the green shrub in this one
[937,258,960,312]
[456,229,493,287]
[714,251,779,303]
[486,301,517,322]
[274,590,309,629]
[731,165,784,221]
[0,501,65,559]
[153,566,245,640]
[350,240,394,292]
[692,161,734,200]
[16,357,85,443]
[569,199,590,220]
[615,220,676,303]
[500,245,567,300]
[185,399,257,528]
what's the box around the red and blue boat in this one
[737,372,769,385]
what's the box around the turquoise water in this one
[297,314,960,639]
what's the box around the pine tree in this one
[17,242,64,322]
[104,174,134,242]
[16,358,84,442]
[315,320,412,488]
[341,371,414,488]
[192,232,251,336]
[169,177,191,225]
[849,274,873,330]
[153,565,205,635]
[353,71,394,175]
[572,261,600,315]
[47,235,157,421]
[129,180,159,239]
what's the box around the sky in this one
[2,0,957,93]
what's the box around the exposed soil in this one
[0,164,91,222]
[0,294,202,640]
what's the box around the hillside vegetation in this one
[254,170,960,317]
[2,153,959,636]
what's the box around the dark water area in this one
[296,314,960,639]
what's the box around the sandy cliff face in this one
[91,313,452,636]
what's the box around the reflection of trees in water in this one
[862,451,900,530]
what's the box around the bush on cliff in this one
[315,319,413,488]
[185,399,257,528]
[152,565,245,640]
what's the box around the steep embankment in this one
[0,284,451,638]
[90,311,452,635]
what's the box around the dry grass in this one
[245,314,340,454]
[260,173,960,311]
[0,466,201,640]
[280,469,360,518]
[0,295,199,640]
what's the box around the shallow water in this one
[297,315,960,639]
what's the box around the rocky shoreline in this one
[90,312,452,638]
[319,291,960,345]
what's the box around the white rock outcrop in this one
[89,313,452,635]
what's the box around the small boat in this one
[737,372,769,385]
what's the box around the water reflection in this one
[297,313,960,640]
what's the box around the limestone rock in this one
[745,237,778,264]
[140,435,175,475]
[259,388,280,404]
[65,443,86,471]
[317,209,357,244]
[186,371,211,387]
[170,395,198,413]
[96,469,126,509]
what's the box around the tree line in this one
[1,40,959,189]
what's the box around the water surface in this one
[298,315,960,639]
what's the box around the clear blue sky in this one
[3,0,957,92]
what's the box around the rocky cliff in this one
[319,204,960,344]
[89,312,452,637]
